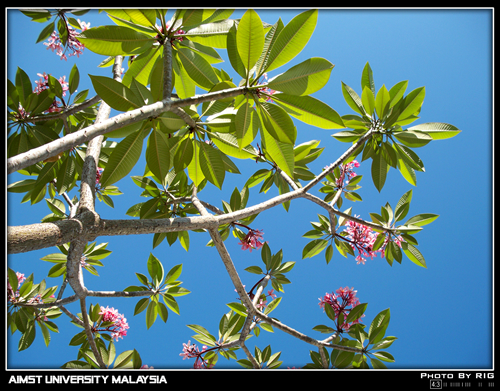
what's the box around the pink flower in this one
[238,229,265,252]
[96,306,129,341]
[95,167,104,186]
[179,341,213,368]
[7,272,26,303]
[319,287,363,332]
[343,217,379,264]
[43,20,88,60]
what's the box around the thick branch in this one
[7,86,248,174]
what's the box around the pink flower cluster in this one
[7,271,26,303]
[343,216,403,265]
[33,72,70,113]
[319,286,363,332]
[255,289,277,310]
[343,218,380,265]
[179,340,214,369]
[238,229,265,252]
[95,167,104,187]
[96,306,129,341]
[44,19,89,60]
[336,160,360,188]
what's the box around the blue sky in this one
[6,8,492,370]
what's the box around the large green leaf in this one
[198,140,225,189]
[77,25,155,56]
[89,75,143,112]
[375,84,391,120]
[146,129,171,186]
[267,57,333,96]
[361,62,376,96]
[361,86,376,117]
[402,243,427,268]
[176,46,219,90]
[341,82,366,116]
[407,122,461,140]
[274,93,344,129]
[397,86,425,121]
[210,132,258,160]
[227,24,247,79]
[260,127,294,178]
[404,213,439,227]
[393,130,432,148]
[237,9,265,74]
[186,17,237,48]
[235,101,258,149]
[99,130,146,187]
[264,9,318,73]
[258,101,296,144]
[122,47,161,88]
[172,55,195,99]
[371,151,389,192]
[173,136,194,172]
[187,139,205,187]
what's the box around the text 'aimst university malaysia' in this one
[8,375,168,384]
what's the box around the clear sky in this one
[6,8,492,371]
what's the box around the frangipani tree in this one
[7,8,460,369]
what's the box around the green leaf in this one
[258,101,296,145]
[388,80,408,108]
[123,47,161,88]
[113,350,135,369]
[18,321,36,352]
[235,101,257,149]
[361,86,376,117]
[15,67,32,106]
[89,75,143,112]
[176,46,219,90]
[273,93,344,129]
[405,213,439,227]
[198,140,225,189]
[99,129,145,187]
[145,301,157,329]
[375,84,390,120]
[134,297,149,315]
[371,152,389,192]
[368,308,390,345]
[403,243,427,268]
[361,62,376,96]
[346,303,368,323]
[173,136,194,172]
[397,86,425,121]
[267,57,333,96]
[77,25,155,55]
[227,24,247,79]
[407,122,461,140]
[265,9,318,73]
[393,130,432,148]
[227,302,248,317]
[210,132,258,160]
[260,127,295,178]
[302,239,328,259]
[145,129,170,186]
[341,82,365,116]
[237,9,265,74]
[147,253,164,285]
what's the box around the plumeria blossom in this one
[95,306,129,341]
[319,286,363,332]
[179,340,214,369]
[256,73,277,102]
[44,19,89,60]
[95,167,104,187]
[238,228,265,252]
[7,272,26,303]
[33,72,70,113]
[343,217,380,264]
[342,216,404,264]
